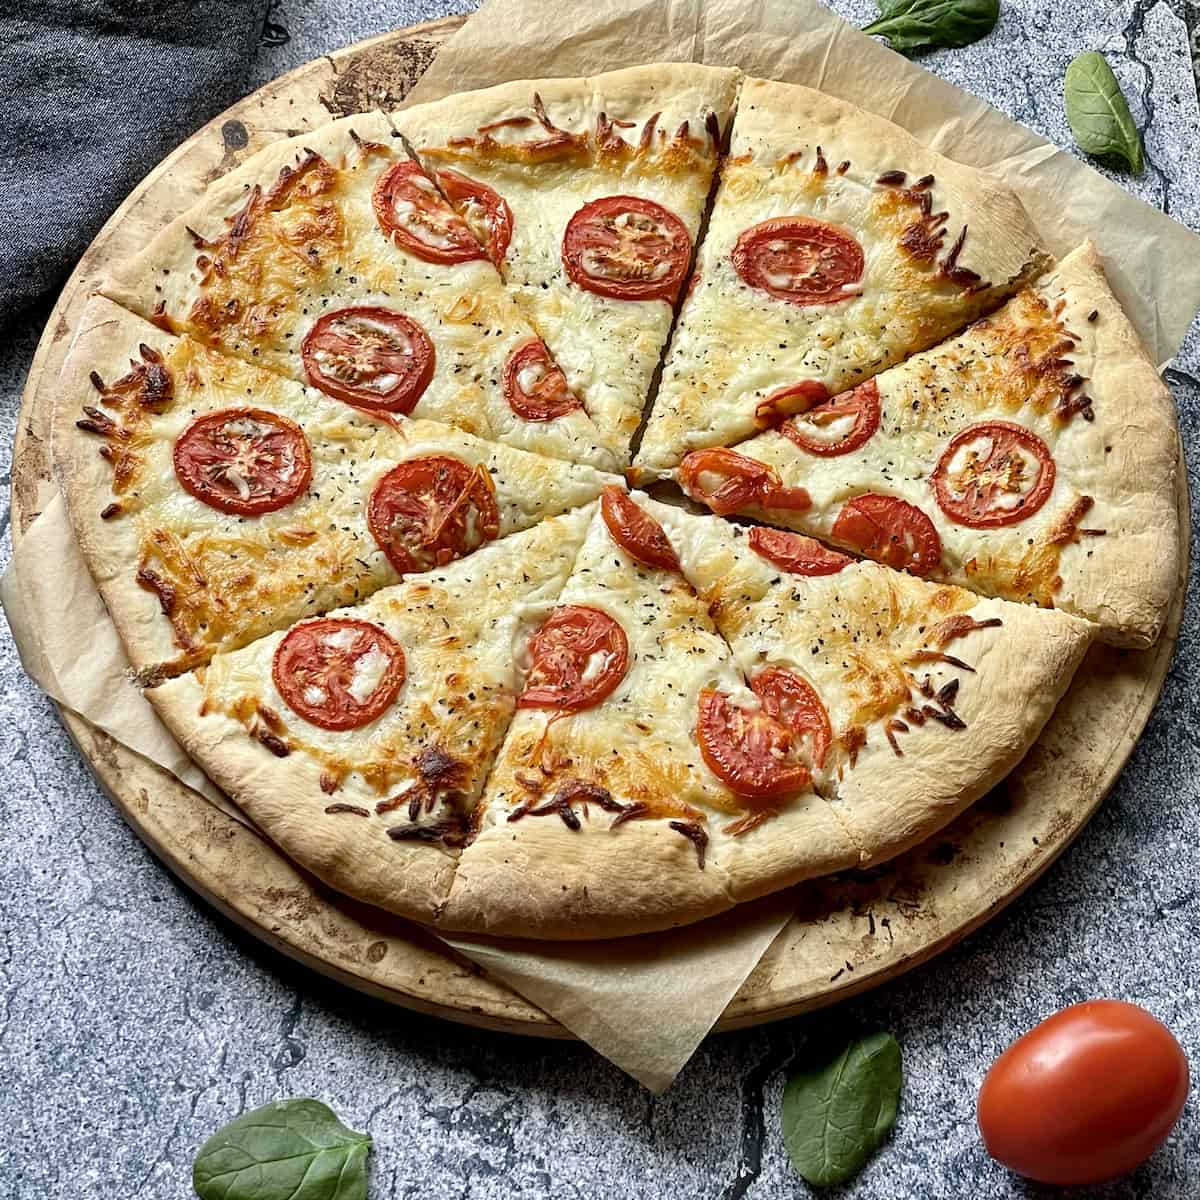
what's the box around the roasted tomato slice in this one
[752,665,832,770]
[600,485,680,572]
[273,618,406,731]
[933,420,1056,528]
[697,688,812,800]
[367,455,500,575]
[173,408,312,516]
[748,527,853,577]
[732,216,865,306]
[502,339,583,421]
[781,379,882,456]
[435,168,514,268]
[301,307,435,413]
[832,493,942,577]
[756,379,830,426]
[518,605,629,712]
[372,160,484,264]
[562,195,691,302]
[679,448,810,516]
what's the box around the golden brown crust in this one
[439,814,736,940]
[832,597,1092,865]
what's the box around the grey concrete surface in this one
[2,2,1199,1196]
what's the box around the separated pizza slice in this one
[100,112,617,470]
[147,507,596,928]
[439,487,859,940]
[57,298,614,678]
[675,243,1180,648]
[395,64,740,462]
[636,76,1048,472]
[658,510,1093,867]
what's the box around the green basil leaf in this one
[863,0,1000,53]
[193,1098,372,1200]
[1064,51,1144,174]
[781,1032,902,1188]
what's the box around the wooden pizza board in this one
[11,18,1190,1036]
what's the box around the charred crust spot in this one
[836,159,851,175]
[136,566,176,617]
[255,728,290,757]
[508,779,630,831]
[814,146,828,176]
[669,820,708,868]
[387,814,471,848]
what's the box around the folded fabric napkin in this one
[1,0,269,328]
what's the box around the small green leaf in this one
[1064,51,1144,174]
[863,0,1000,53]
[781,1032,902,1188]
[193,1098,372,1200]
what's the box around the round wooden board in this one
[12,21,1190,1037]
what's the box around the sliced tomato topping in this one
[273,618,406,731]
[697,688,812,800]
[832,493,942,577]
[518,606,629,712]
[748,527,853,577]
[781,379,882,457]
[756,379,829,426]
[502,339,583,421]
[372,160,484,264]
[367,456,500,575]
[732,217,865,306]
[932,421,1056,528]
[752,665,832,770]
[600,485,680,572]
[678,448,810,516]
[173,408,312,516]
[435,168,514,268]
[562,196,691,302]
[301,307,434,413]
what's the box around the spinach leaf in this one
[863,0,1000,53]
[193,1098,372,1200]
[781,1032,902,1188]
[1064,51,1144,174]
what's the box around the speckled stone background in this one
[2,2,1199,1196]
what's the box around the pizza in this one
[635,76,1048,473]
[674,242,1179,648]
[54,65,1182,940]
[100,111,619,471]
[57,298,614,678]
[439,488,856,938]
[655,510,1093,866]
[396,65,738,462]
[148,508,596,924]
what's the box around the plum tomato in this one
[977,1000,1189,1186]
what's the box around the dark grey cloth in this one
[1,0,269,329]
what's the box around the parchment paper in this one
[6,0,1200,1091]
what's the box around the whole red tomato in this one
[978,1000,1189,1185]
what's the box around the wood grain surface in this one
[11,16,1188,1036]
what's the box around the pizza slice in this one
[439,487,858,940]
[674,243,1180,648]
[657,510,1093,867]
[57,298,614,678]
[147,508,596,927]
[635,76,1048,472]
[100,111,617,470]
[395,64,739,461]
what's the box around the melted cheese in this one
[106,113,618,471]
[84,329,612,674]
[397,86,730,465]
[682,253,1133,627]
[189,507,595,808]
[637,138,1035,472]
